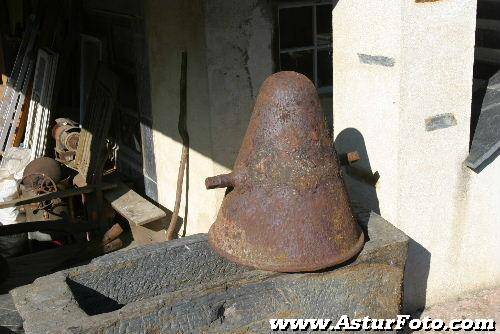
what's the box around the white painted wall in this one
[145,0,273,235]
[333,0,500,310]
[204,0,274,210]
[146,0,217,235]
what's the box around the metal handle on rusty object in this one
[205,173,235,190]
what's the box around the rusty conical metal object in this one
[206,71,364,272]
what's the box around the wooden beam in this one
[0,220,99,236]
[103,183,166,227]
[0,183,117,209]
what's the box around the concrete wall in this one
[204,0,274,209]
[146,0,216,235]
[333,0,499,309]
[145,0,273,235]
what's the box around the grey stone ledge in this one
[12,213,408,334]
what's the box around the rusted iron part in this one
[22,158,64,219]
[347,151,361,164]
[206,71,364,272]
[339,151,361,166]
[61,131,80,152]
[53,118,80,163]
[22,157,62,187]
[21,176,70,221]
[52,118,80,148]
[21,173,57,194]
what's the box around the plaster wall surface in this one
[145,0,216,234]
[204,0,274,209]
[332,0,402,223]
[333,0,499,309]
[145,0,273,234]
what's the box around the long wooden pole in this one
[166,52,189,240]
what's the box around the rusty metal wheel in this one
[22,173,57,194]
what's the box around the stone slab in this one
[11,213,408,334]
[424,113,457,132]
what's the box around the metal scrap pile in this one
[0,15,124,284]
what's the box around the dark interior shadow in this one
[0,327,17,334]
[66,279,123,315]
[401,239,431,332]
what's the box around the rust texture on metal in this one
[347,151,361,164]
[206,71,364,272]
[22,157,62,188]
[53,118,81,163]
[21,158,64,220]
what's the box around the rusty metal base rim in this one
[208,231,365,273]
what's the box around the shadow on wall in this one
[404,239,431,315]
[335,128,380,223]
[334,128,431,314]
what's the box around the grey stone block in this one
[11,213,408,334]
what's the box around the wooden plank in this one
[12,80,32,146]
[104,183,166,226]
[74,65,117,182]
[0,220,99,236]
[0,183,117,209]
[0,34,4,76]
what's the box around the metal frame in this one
[277,0,336,94]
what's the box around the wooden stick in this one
[0,183,117,209]
[167,52,189,241]
[102,223,123,245]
